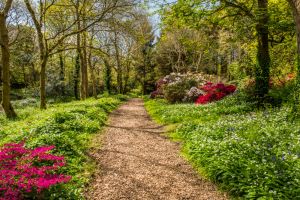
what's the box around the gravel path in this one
[87,98,227,200]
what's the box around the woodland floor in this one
[86,99,227,200]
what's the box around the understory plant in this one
[145,94,300,199]
[151,73,237,104]
[0,143,71,199]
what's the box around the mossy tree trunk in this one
[255,0,271,100]
[287,0,300,114]
[0,1,17,118]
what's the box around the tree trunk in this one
[59,53,65,96]
[24,0,49,109]
[40,56,47,109]
[74,54,80,100]
[80,32,88,100]
[255,0,271,99]
[79,2,88,100]
[113,30,123,94]
[82,30,88,98]
[104,59,112,94]
[87,44,97,99]
[0,13,17,118]
[91,67,97,99]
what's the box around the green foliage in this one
[157,0,297,101]
[0,96,125,199]
[145,95,300,199]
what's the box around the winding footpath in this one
[87,99,227,200]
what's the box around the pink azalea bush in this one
[0,142,71,199]
[195,82,237,104]
[150,73,207,101]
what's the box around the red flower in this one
[195,82,237,104]
[215,92,226,100]
[225,85,236,94]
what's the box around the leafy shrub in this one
[54,112,76,124]
[150,73,207,101]
[164,79,198,103]
[0,143,71,199]
[183,87,204,102]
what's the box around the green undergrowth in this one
[145,95,300,199]
[0,95,128,199]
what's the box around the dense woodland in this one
[0,0,300,199]
[0,0,299,117]
[0,0,156,118]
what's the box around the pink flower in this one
[0,142,71,199]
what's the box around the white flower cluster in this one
[183,87,205,102]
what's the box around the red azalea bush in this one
[0,142,71,200]
[195,82,237,104]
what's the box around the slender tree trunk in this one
[74,54,80,100]
[80,33,88,99]
[59,53,65,96]
[123,61,130,94]
[113,30,123,94]
[104,59,112,94]
[0,13,17,118]
[82,30,88,98]
[40,56,47,109]
[142,61,146,95]
[79,2,88,100]
[75,0,87,100]
[24,0,48,109]
[91,67,97,99]
[87,40,97,99]
[255,0,271,100]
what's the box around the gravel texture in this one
[86,98,227,200]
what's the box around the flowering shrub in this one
[150,73,208,102]
[183,87,204,102]
[164,80,196,103]
[150,78,166,99]
[195,82,236,104]
[0,142,71,199]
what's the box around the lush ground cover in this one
[145,95,300,199]
[0,95,127,199]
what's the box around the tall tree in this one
[287,0,300,112]
[255,0,271,99]
[0,0,17,118]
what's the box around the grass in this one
[145,94,300,199]
[0,95,127,199]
